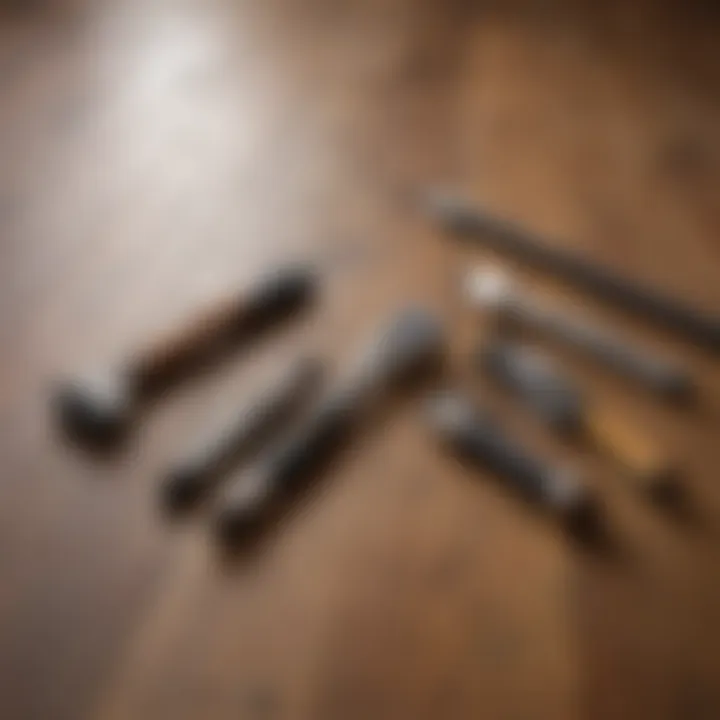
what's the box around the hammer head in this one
[53,372,133,448]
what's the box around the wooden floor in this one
[2,0,720,718]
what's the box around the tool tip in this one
[423,188,470,221]
[545,468,601,539]
[425,391,480,434]
[464,266,514,309]
[161,466,208,512]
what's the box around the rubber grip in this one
[162,357,323,508]
[427,392,586,517]
[216,307,445,539]
[480,340,584,435]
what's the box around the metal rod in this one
[428,191,720,352]
[466,266,694,401]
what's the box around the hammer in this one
[465,266,694,402]
[53,265,317,449]
[214,307,445,544]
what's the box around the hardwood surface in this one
[2,1,720,718]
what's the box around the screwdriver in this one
[427,390,596,534]
[161,357,324,510]
[427,190,720,352]
[214,307,446,544]
[465,266,694,402]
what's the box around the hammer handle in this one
[130,266,316,390]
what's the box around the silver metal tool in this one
[465,266,694,401]
[214,307,446,544]
[427,190,720,353]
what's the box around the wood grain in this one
[1,1,719,719]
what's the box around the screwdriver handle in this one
[480,340,585,435]
[427,392,591,524]
[216,392,354,539]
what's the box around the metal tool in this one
[161,357,324,510]
[466,266,694,401]
[479,339,675,495]
[214,307,445,544]
[427,391,595,532]
[427,191,720,352]
[54,264,318,449]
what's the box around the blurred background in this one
[1,0,719,718]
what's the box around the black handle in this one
[130,264,318,392]
[240,264,319,332]
[427,392,591,524]
[216,392,355,540]
[162,357,323,509]
[479,340,584,435]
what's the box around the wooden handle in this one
[132,296,248,386]
[128,266,317,391]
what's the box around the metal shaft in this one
[430,191,720,352]
[215,307,445,543]
[466,268,693,400]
